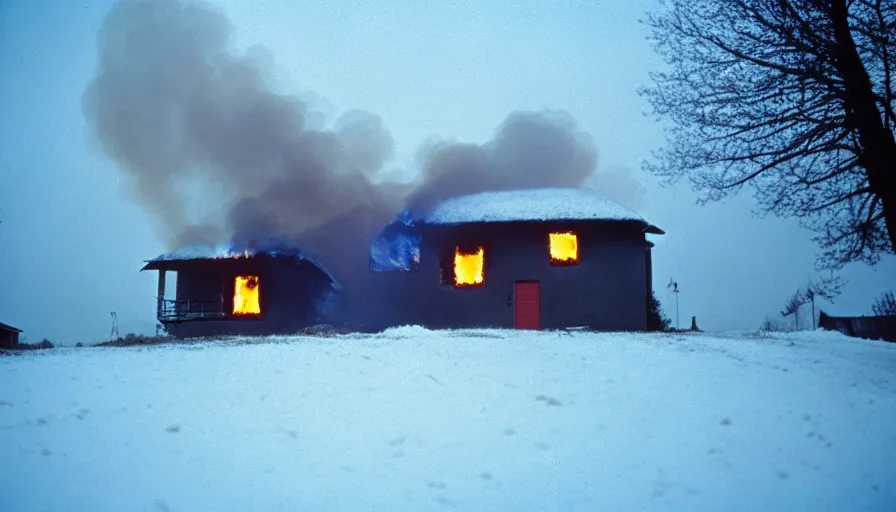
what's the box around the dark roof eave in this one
[644,223,665,235]
[141,256,270,271]
[139,257,342,290]
[0,321,23,333]
[141,259,194,271]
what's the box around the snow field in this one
[1,328,894,511]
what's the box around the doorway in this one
[514,281,541,330]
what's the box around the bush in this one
[759,316,790,332]
[648,290,672,331]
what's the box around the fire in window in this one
[233,275,261,316]
[454,247,485,287]
[549,232,578,265]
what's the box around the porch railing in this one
[157,298,227,323]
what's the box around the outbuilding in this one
[369,188,663,331]
[0,322,23,349]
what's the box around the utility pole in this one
[110,312,119,341]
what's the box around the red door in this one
[514,281,541,330]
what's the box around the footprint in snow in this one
[433,495,455,507]
[535,395,562,406]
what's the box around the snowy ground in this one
[1,328,895,511]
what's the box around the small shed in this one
[0,322,23,349]
[369,188,663,331]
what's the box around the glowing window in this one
[233,275,261,316]
[454,247,484,287]
[549,232,579,265]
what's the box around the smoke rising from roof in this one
[407,110,597,214]
[83,0,609,287]
[586,165,648,212]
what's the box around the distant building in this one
[819,312,896,342]
[142,240,338,337]
[368,188,663,331]
[0,322,23,349]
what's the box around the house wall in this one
[161,256,333,337]
[362,220,652,331]
[0,329,19,349]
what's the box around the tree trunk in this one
[829,0,896,250]
[811,297,816,330]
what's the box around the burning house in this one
[369,188,663,331]
[92,0,665,336]
[142,241,338,337]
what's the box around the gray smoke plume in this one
[586,164,648,212]
[83,0,400,285]
[84,0,609,289]
[407,110,597,213]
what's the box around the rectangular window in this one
[233,275,261,316]
[454,247,485,287]
[549,232,579,265]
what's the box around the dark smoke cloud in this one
[83,0,399,284]
[407,110,597,213]
[84,0,629,290]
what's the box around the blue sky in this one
[1,0,894,344]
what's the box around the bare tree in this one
[781,288,808,330]
[871,290,896,315]
[642,0,896,270]
[804,275,844,327]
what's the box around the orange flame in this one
[549,232,578,264]
[233,275,261,316]
[454,247,484,286]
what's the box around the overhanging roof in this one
[141,239,340,289]
[0,321,23,333]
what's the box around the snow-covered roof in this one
[425,188,663,232]
[142,238,339,288]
